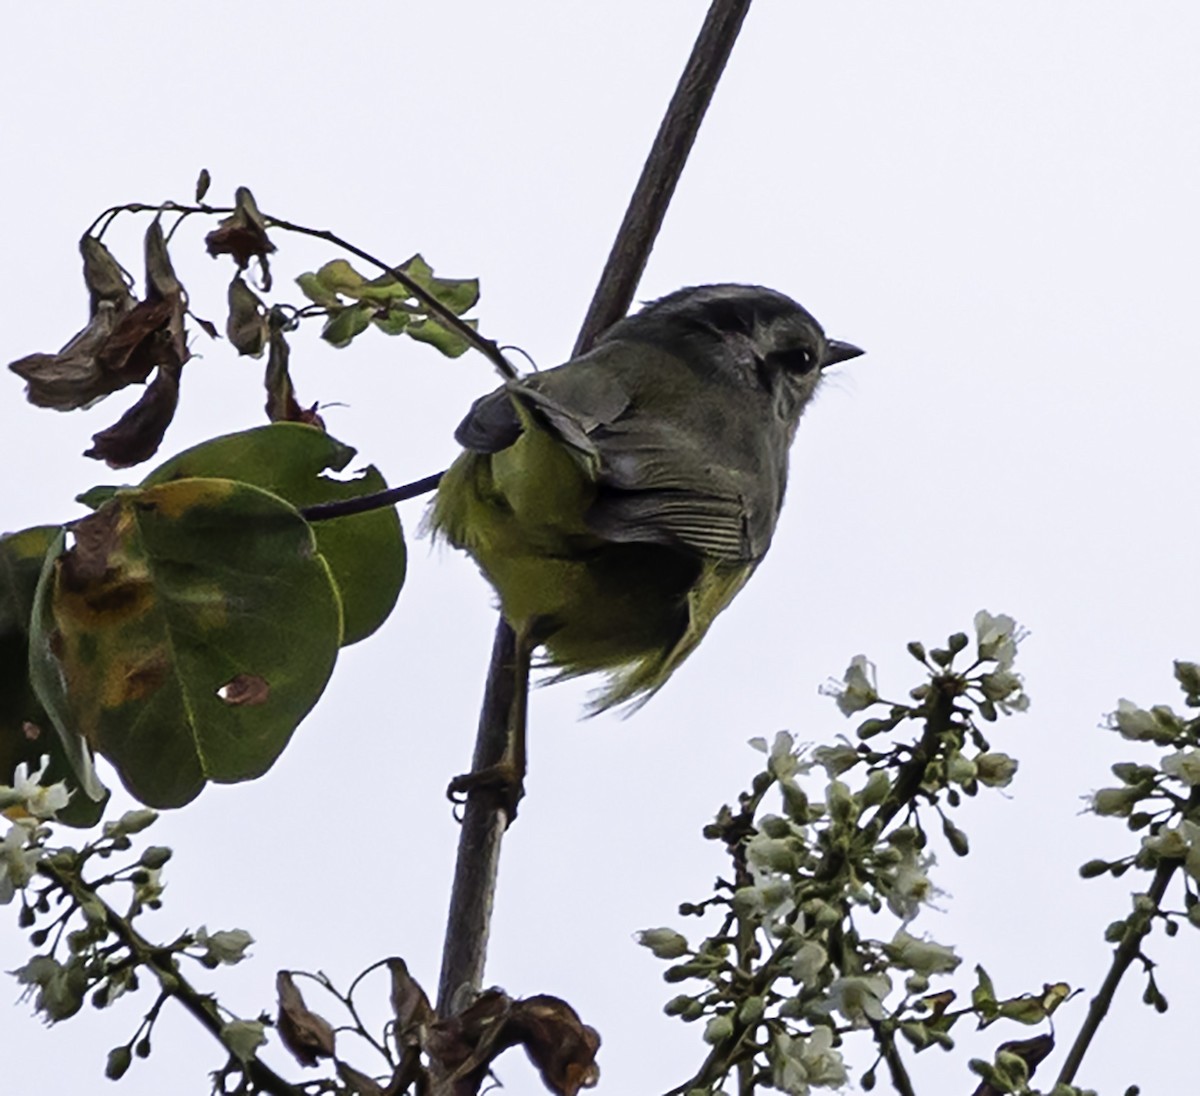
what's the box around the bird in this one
[429,283,862,714]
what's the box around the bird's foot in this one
[447,762,525,823]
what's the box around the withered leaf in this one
[83,363,180,468]
[206,186,275,290]
[263,324,323,426]
[10,224,190,413]
[507,995,601,1096]
[143,221,189,370]
[336,1062,385,1096]
[9,302,138,410]
[276,971,336,1068]
[426,991,599,1096]
[227,276,269,357]
[388,958,433,1047]
[81,236,134,315]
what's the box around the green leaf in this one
[77,485,123,511]
[398,253,479,314]
[321,304,374,348]
[143,424,405,645]
[313,259,366,294]
[296,272,343,309]
[1,526,108,825]
[406,316,474,358]
[371,308,413,336]
[27,529,109,807]
[29,479,342,808]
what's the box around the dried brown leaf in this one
[81,236,134,314]
[426,991,599,1096]
[10,225,189,413]
[507,995,601,1096]
[276,971,336,1068]
[227,276,268,358]
[336,1061,385,1096]
[83,363,180,468]
[206,186,275,290]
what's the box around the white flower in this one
[746,833,800,874]
[885,929,961,975]
[703,1014,735,1045]
[194,926,254,965]
[13,954,85,1021]
[0,821,41,904]
[749,731,813,784]
[637,928,689,960]
[884,848,937,921]
[0,757,71,821]
[820,974,892,1027]
[1161,749,1200,787]
[974,611,1023,669]
[1089,786,1140,816]
[946,754,977,786]
[1111,700,1182,743]
[978,669,1030,713]
[820,655,879,716]
[220,1019,267,1063]
[1142,826,1189,860]
[771,1028,848,1094]
[789,941,829,988]
[1141,819,1200,881]
[813,740,860,777]
[976,752,1018,788]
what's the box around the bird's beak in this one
[823,339,865,367]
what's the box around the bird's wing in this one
[528,345,767,563]
[454,351,631,457]
[454,341,771,563]
[583,418,758,562]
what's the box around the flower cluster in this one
[642,616,1039,1095]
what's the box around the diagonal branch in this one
[435,0,756,1021]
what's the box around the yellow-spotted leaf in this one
[142,423,405,645]
[28,479,342,808]
[1,526,108,824]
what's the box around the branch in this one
[40,859,303,1096]
[435,0,755,1022]
[261,214,519,381]
[300,472,443,522]
[1055,853,1181,1086]
[86,199,519,380]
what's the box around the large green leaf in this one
[28,479,342,808]
[142,423,406,645]
[0,526,107,825]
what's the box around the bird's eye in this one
[763,347,817,374]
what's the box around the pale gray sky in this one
[3,3,1199,1093]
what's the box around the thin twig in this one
[301,472,443,522]
[39,860,303,1096]
[86,199,518,380]
[434,0,755,1024]
[260,215,519,381]
[1055,855,1180,1086]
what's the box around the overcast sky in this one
[3,3,1200,1093]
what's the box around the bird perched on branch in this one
[429,283,861,713]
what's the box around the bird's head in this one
[600,283,862,423]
